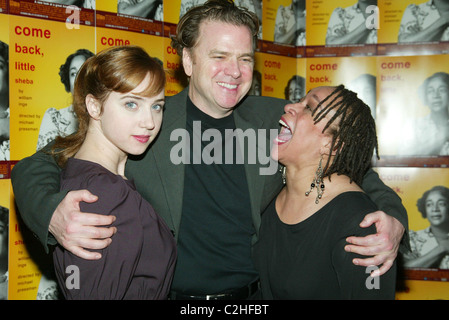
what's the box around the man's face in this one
[183,20,255,119]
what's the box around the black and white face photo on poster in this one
[402,185,449,270]
[0,40,9,161]
[117,0,163,20]
[274,0,306,46]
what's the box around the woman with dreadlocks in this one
[254,85,397,299]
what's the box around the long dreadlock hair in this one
[311,85,379,186]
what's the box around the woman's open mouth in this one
[274,118,293,144]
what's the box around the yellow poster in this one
[396,280,449,300]
[0,0,447,302]
[7,176,60,300]
[306,56,377,86]
[305,0,378,56]
[95,1,163,36]
[248,51,263,97]
[95,27,181,96]
[377,0,449,56]
[96,0,117,13]
[163,0,183,24]
[97,0,163,21]
[0,11,9,300]
[9,15,96,160]
[281,55,306,103]
[379,0,449,45]
[263,0,301,44]
[0,13,9,162]
[8,187,54,300]
[258,52,300,100]
[163,37,186,96]
[376,54,449,160]
[96,26,163,57]
[378,0,410,44]
[376,167,449,282]
[306,56,377,117]
[376,167,447,231]
[0,179,9,300]
[306,0,358,46]
[9,0,95,25]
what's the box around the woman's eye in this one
[125,101,138,109]
[438,200,447,208]
[152,104,163,112]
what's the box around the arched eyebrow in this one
[120,94,144,101]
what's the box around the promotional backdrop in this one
[0,0,448,300]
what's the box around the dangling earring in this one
[305,156,325,204]
[280,165,286,185]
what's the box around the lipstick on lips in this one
[133,135,150,143]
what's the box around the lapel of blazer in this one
[233,102,266,230]
[150,89,188,238]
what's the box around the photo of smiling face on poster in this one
[399,72,449,156]
[249,70,262,96]
[403,186,449,270]
[417,72,449,155]
[284,74,305,103]
[36,49,94,151]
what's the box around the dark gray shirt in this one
[171,99,258,295]
[54,158,177,299]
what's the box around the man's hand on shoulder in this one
[49,190,117,260]
[345,210,405,276]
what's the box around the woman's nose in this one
[284,102,300,114]
[141,108,155,129]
